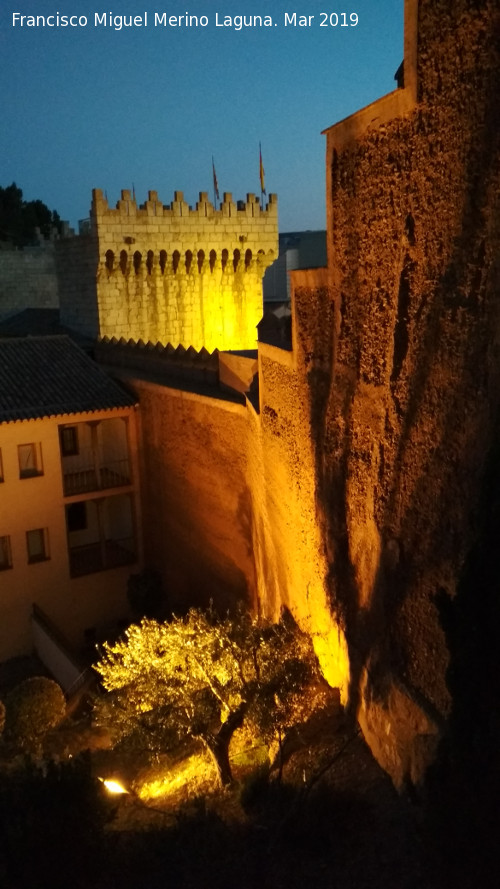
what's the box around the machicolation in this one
[64,188,278,353]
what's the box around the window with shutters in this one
[18,443,43,479]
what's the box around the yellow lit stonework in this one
[92,188,278,351]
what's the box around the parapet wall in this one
[95,336,220,389]
[92,188,278,351]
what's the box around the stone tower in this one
[91,188,278,351]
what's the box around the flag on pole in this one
[259,143,266,196]
[212,157,220,202]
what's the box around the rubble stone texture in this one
[304,0,500,786]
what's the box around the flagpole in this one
[212,156,219,209]
[259,142,266,209]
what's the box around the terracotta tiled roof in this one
[0,335,137,423]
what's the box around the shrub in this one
[6,677,66,752]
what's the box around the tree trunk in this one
[203,702,247,787]
[204,734,234,788]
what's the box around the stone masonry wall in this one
[0,244,59,321]
[248,333,350,701]
[119,376,254,614]
[307,0,500,787]
[109,337,351,704]
[56,234,100,337]
[92,189,278,351]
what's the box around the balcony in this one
[59,418,132,498]
[66,493,136,578]
[62,451,131,496]
[69,536,136,578]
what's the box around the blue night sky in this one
[1,1,403,231]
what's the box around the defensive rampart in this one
[308,0,500,789]
[100,330,350,704]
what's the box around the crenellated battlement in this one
[92,188,278,268]
[93,188,278,222]
[90,186,279,352]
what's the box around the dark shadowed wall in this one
[306,0,500,786]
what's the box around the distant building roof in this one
[0,335,137,423]
[0,308,62,337]
[0,308,93,348]
[263,230,327,303]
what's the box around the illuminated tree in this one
[94,608,318,787]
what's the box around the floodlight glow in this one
[99,777,129,794]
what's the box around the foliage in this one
[0,182,62,246]
[94,607,319,785]
[5,676,66,752]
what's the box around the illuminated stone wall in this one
[119,375,254,614]
[92,189,278,351]
[109,325,351,705]
[310,0,500,787]
[247,332,350,702]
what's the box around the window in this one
[26,528,50,563]
[18,443,43,479]
[67,502,87,533]
[59,425,79,457]
[0,536,12,570]
[105,249,114,272]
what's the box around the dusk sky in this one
[1,1,403,232]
